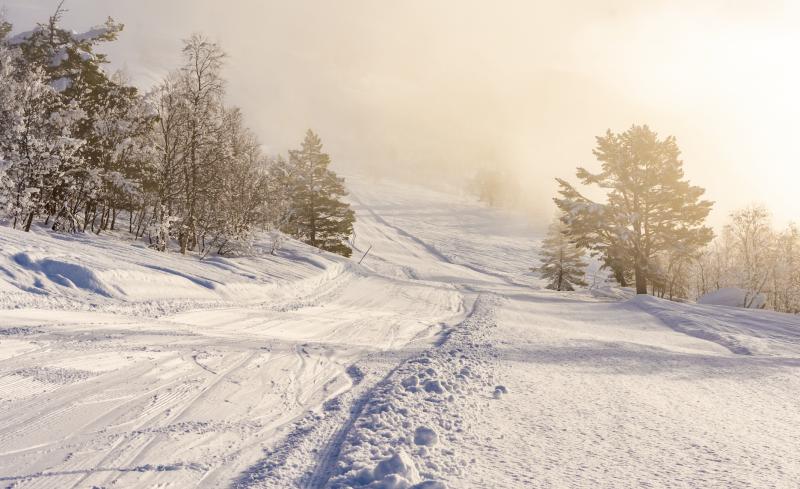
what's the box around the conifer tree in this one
[555,125,713,294]
[284,130,355,257]
[534,219,587,291]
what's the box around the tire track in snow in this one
[304,358,410,489]
[68,351,257,488]
[231,192,510,487]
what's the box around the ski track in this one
[2,176,800,488]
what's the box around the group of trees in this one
[537,125,713,295]
[553,125,714,295]
[538,124,799,313]
[0,8,354,257]
[691,206,800,312]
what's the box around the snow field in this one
[452,293,800,488]
[2,176,800,488]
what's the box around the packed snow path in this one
[1,177,799,488]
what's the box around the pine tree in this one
[284,130,355,257]
[555,125,713,294]
[534,219,587,291]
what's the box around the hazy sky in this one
[3,0,799,227]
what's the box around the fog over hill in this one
[5,0,800,225]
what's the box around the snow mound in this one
[698,287,766,309]
[0,225,348,312]
[632,294,800,356]
[12,252,114,297]
[372,450,421,485]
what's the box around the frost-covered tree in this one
[144,38,277,255]
[65,76,154,234]
[686,205,800,312]
[10,5,122,92]
[555,125,714,294]
[769,224,800,313]
[0,40,17,187]
[199,107,270,255]
[1,10,356,259]
[146,74,186,250]
[283,130,355,257]
[175,34,226,253]
[467,167,521,208]
[0,41,83,231]
[534,219,587,291]
[1,5,146,233]
[726,205,776,308]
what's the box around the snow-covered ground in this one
[1,176,799,488]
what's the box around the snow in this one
[698,287,767,309]
[49,76,72,93]
[1,176,800,487]
[72,25,114,42]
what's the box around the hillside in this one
[1,177,799,488]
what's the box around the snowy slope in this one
[0,227,347,311]
[309,177,800,489]
[1,176,800,488]
[0,224,462,488]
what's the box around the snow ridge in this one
[321,294,503,489]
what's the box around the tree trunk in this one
[23,212,35,232]
[634,260,648,294]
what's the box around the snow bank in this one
[0,225,346,313]
[698,287,766,309]
[631,294,800,357]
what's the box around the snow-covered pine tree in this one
[534,219,587,291]
[554,125,714,294]
[266,154,296,226]
[283,130,355,257]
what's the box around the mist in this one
[4,0,799,226]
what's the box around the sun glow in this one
[574,3,800,224]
